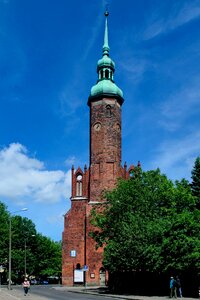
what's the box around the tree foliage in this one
[191,156,200,207]
[91,168,200,275]
[0,202,9,265]
[0,202,61,283]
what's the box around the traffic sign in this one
[83,265,88,271]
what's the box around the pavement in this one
[0,287,45,300]
[0,285,198,300]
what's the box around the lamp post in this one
[24,235,35,277]
[8,208,28,290]
[24,239,27,277]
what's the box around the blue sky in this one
[0,0,200,241]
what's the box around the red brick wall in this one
[62,200,87,286]
[89,97,122,202]
[62,95,136,286]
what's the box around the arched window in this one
[76,263,81,270]
[106,105,111,117]
[100,70,103,79]
[76,174,82,196]
[105,69,109,79]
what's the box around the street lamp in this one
[24,235,35,277]
[8,208,28,290]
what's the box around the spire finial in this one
[104,9,109,17]
[103,10,110,56]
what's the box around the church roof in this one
[88,11,124,105]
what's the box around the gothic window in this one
[76,174,82,196]
[106,105,111,117]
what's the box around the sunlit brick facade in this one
[62,11,135,286]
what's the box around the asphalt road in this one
[1,285,198,300]
[9,285,119,300]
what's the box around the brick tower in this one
[62,11,134,286]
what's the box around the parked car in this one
[30,279,38,285]
[40,280,48,285]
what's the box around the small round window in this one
[77,175,82,181]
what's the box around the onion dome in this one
[88,11,124,106]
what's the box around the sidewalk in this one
[0,287,48,300]
[0,285,198,300]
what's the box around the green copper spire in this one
[88,11,124,105]
[103,11,110,56]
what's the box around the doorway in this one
[99,268,106,286]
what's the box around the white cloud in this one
[158,79,200,131]
[46,211,65,225]
[119,57,150,83]
[57,1,107,121]
[83,12,103,61]
[171,1,200,28]
[144,1,200,40]
[59,91,82,117]
[82,0,108,60]
[150,131,200,180]
[65,155,76,167]
[0,143,71,203]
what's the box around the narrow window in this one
[105,69,109,79]
[106,105,111,117]
[76,174,83,196]
[110,71,113,80]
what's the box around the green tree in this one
[34,234,61,278]
[191,157,200,207]
[0,201,62,282]
[91,168,200,274]
[11,216,37,277]
[0,202,9,278]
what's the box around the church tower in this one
[88,11,124,203]
[62,11,134,287]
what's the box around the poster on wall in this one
[70,250,76,257]
[74,270,84,283]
